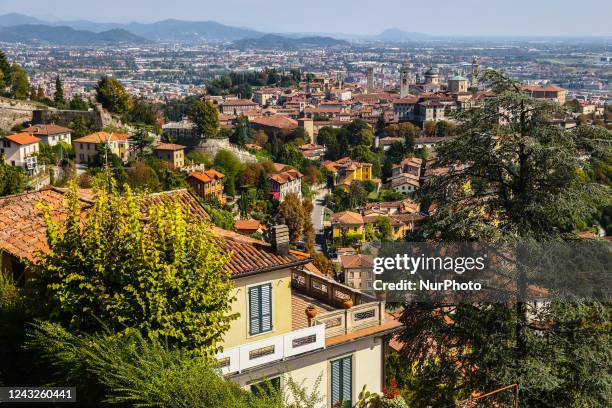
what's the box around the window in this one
[250,377,280,397]
[2,140,10,147]
[249,283,272,335]
[330,356,352,407]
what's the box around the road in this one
[311,187,328,252]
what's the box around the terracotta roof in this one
[524,85,565,92]
[340,254,374,269]
[73,132,129,143]
[222,99,258,106]
[188,169,225,183]
[268,169,303,184]
[0,188,309,278]
[250,115,298,129]
[22,124,73,136]
[4,132,41,145]
[154,143,185,151]
[234,219,262,231]
[331,211,364,225]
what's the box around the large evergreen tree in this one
[397,70,612,407]
[9,63,29,100]
[54,74,65,105]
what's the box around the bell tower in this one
[471,56,480,89]
[400,65,410,98]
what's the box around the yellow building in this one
[331,211,366,241]
[187,169,226,204]
[153,143,185,169]
[73,132,130,164]
[323,157,373,187]
[0,190,401,408]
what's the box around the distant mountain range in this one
[0,24,148,46]
[233,34,349,49]
[0,12,432,46]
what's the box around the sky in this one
[1,0,611,37]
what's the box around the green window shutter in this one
[331,356,352,407]
[249,284,273,335]
[249,286,260,335]
[261,283,272,332]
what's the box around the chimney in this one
[270,225,290,256]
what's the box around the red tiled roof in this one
[5,132,41,145]
[222,99,258,106]
[0,188,309,277]
[154,143,185,151]
[188,169,225,183]
[251,115,298,129]
[331,211,364,225]
[234,219,261,231]
[340,254,374,269]
[23,124,73,136]
[268,169,303,184]
[73,132,129,143]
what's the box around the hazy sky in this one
[2,0,611,36]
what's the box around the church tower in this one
[366,67,374,94]
[471,56,480,88]
[400,65,410,98]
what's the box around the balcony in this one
[291,269,386,338]
[215,324,326,375]
[216,269,388,375]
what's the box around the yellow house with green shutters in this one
[323,157,373,187]
[331,211,366,241]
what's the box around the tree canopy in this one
[397,70,612,407]
[28,181,237,353]
[95,76,133,114]
[188,100,220,139]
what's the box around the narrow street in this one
[311,187,328,252]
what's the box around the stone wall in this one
[195,138,257,163]
[0,97,44,132]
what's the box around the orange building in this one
[187,169,226,204]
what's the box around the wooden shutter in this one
[341,357,352,406]
[331,359,341,405]
[249,284,272,335]
[331,356,352,406]
[261,283,272,332]
[249,286,260,335]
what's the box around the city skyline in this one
[1,0,612,37]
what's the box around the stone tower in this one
[366,67,374,94]
[471,56,480,88]
[400,65,410,98]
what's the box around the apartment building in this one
[22,124,72,146]
[73,132,130,164]
[0,132,41,175]
[153,143,185,169]
[323,157,373,187]
[187,169,226,204]
[0,189,401,407]
[268,169,303,201]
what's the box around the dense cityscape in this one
[0,3,610,408]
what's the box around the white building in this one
[22,124,72,147]
[268,169,303,201]
[1,132,41,174]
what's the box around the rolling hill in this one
[0,24,148,45]
[233,34,349,49]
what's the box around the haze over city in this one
[1,0,612,37]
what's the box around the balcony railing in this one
[313,301,386,338]
[215,324,325,375]
[291,269,385,338]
